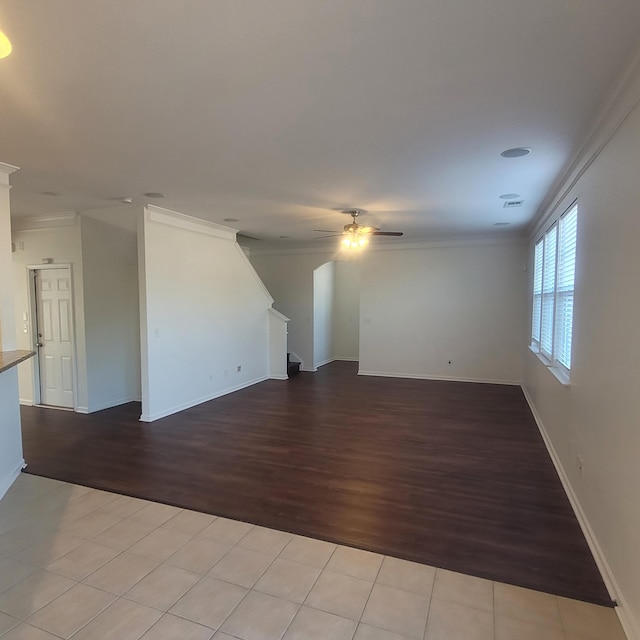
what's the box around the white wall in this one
[313,261,335,368]
[333,259,360,360]
[268,308,289,380]
[250,250,336,369]
[0,163,24,499]
[523,94,640,638]
[358,241,527,383]
[11,218,89,410]
[81,215,141,412]
[138,206,274,421]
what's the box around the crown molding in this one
[145,205,236,241]
[0,162,19,175]
[529,44,640,239]
[0,162,19,189]
[12,212,79,231]
[246,233,526,257]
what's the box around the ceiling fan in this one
[315,210,403,248]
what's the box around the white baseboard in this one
[314,358,335,368]
[19,398,34,406]
[140,375,269,422]
[0,458,26,502]
[270,375,288,381]
[300,367,317,372]
[334,357,359,362]
[521,385,637,640]
[357,369,521,385]
[75,406,89,414]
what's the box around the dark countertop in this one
[0,350,36,374]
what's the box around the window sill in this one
[528,345,570,386]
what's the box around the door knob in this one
[36,342,43,348]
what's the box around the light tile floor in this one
[0,474,627,640]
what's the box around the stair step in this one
[287,360,300,377]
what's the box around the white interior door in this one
[35,268,74,408]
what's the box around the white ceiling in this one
[1,1,640,246]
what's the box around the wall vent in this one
[503,199,524,208]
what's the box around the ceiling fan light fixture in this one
[0,31,12,59]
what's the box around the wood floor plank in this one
[19,362,611,606]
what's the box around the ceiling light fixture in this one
[143,192,165,198]
[341,233,369,250]
[500,147,531,158]
[494,222,511,226]
[0,31,12,59]
[223,218,239,223]
[499,193,520,200]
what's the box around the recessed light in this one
[494,222,511,226]
[41,191,59,197]
[223,218,239,223]
[279,235,291,239]
[143,192,165,198]
[499,193,520,200]
[121,198,134,204]
[500,147,531,158]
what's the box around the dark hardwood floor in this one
[20,361,611,606]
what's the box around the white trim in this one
[357,370,521,385]
[248,235,527,256]
[300,367,317,373]
[268,307,290,323]
[270,375,289,381]
[12,213,79,231]
[139,375,269,422]
[334,357,359,362]
[234,243,273,305]
[0,162,20,175]
[75,406,89,414]
[521,385,637,640]
[314,357,335,368]
[530,44,640,239]
[146,205,236,241]
[528,346,571,386]
[0,458,26,502]
[0,163,19,190]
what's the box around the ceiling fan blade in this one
[314,234,344,239]
[372,231,403,236]
[313,229,339,233]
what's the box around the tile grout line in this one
[421,568,437,640]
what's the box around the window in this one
[530,203,578,379]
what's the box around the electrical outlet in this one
[237,365,242,372]
[209,374,214,381]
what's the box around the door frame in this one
[27,263,78,410]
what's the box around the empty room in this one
[1,2,639,639]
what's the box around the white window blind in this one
[555,205,578,368]
[531,239,543,343]
[530,203,578,379]
[540,224,557,358]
